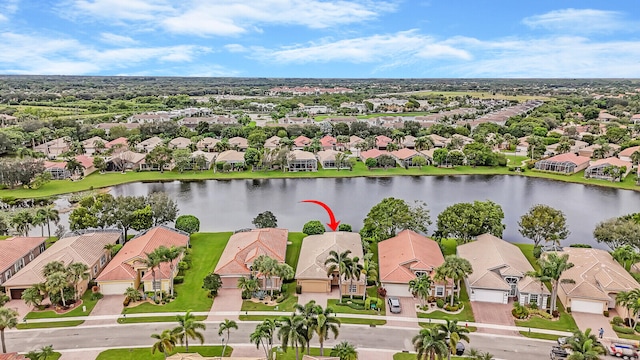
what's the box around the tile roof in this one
[105,137,128,148]
[229,137,248,148]
[295,232,364,281]
[588,157,632,169]
[360,149,387,160]
[390,148,419,160]
[619,146,640,157]
[215,228,288,276]
[320,136,336,147]
[216,150,245,163]
[0,353,27,360]
[293,136,312,147]
[3,231,122,288]
[97,226,189,282]
[317,150,342,163]
[378,230,445,284]
[544,153,590,166]
[559,247,639,301]
[290,149,316,160]
[375,135,392,147]
[0,237,46,272]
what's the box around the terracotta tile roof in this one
[75,155,94,168]
[0,353,27,360]
[619,146,640,157]
[375,135,392,147]
[105,137,128,148]
[559,247,638,301]
[588,157,632,168]
[320,136,336,147]
[0,237,46,272]
[3,231,122,288]
[544,153,590,166]
[295,232,364,281]
[390,148,418,160]
[360,149,387,160]
[294,136,312,147]
[215,228,288,276]
[97,226,189,282]
[378,230,445,284]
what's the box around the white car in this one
[387,297,401,313]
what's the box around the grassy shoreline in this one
[1,162,638,199]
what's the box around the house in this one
[359,149,388,163]
[597,111,618,122]
[107,150,146,172]
[216,150,245,169]
[168,137,192,150]
[214,228,288,289]
[578,144,620,158]
[288,150,317,172]
[3,230,123,299]
[584,157,632,181]
[390,148,424,167]
[0,353,28,360]
[378,230,450,298]
[82,136,106,155]
[280,117,312,125]
[293,136,312,150]
[558,247,639,314]
[127,114,171,123]
[264,136,281,150]
[179,116,236,129]
[419,149,435,164]
[545,140,588,156]
[348,135,365,155]
[319,136,337,150]
[190,150,217,169]
[402,135,416,149]
[316,150,350,170]
[196,137,220,152]
[618,145,640,163]
[43,161,71,180]
[457,233,550,308]
[295,232,365,296]
[95,122,140,135]
[534,153,591,174]
[96,226,189,295]
[0,237,47,286]
[75,155,97,176]
[104,137,128,152]
[136,136,163,153]
[228,137,249,151]
[375,135,392,150]
[631,114,640,125]
[34,138,69,159]
[428,134,448,148]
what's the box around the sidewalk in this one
[13,310,574,336]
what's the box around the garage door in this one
[99,282,133,295]
[9,288,25,300]
[383,283,412,298]
[220,276,240,289]
[571,299,604,314]
[299,280,328,293]
[472,289,505,303]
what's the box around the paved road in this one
[8,322,558,360]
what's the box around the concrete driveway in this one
[385,296,419,327]
[470,302,518,336]
[298,288,339,308]
[572,311,618,341]
[4,299,31,318]
[82,295,124,325]
[208,288,242,321]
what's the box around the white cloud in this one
[99,32,138,45]
[0,14,7,22]
[522,8,633,34]
[257,30,471,65]
[0,0,20,21]
[63,0,174,21]
[224,44,248,53]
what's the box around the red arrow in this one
[301,200,341,231]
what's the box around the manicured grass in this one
[25,290,99,319]
[405,90,549,101]
[241,283,298,312]
[417,286,475,322]
[285,232,306,271]
[419,323,477,332]
[515,310,578,332]
[17,320,84,329]
[117,315,206,324]
[3,160,637,199]
[21,352,61,360]
[272,347,331,359]
[337,318,386,325]
[519,331,562,341]
[616,332,640,341]
[327,288,386,315]
[123,232,231,314]
[0,235,10,240]
[514,243,540,271]
[96,346,230,360]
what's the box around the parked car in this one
[550,346,568,360]
[455,342,465,356]
[608,343,639,359]
[387,297,401,313]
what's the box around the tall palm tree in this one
[526,252,574,312]
[408,274,433,307]
[278,314,307,360]
[150,329,177,359]
[563,328,605,360]
[173,310,206,352]
[616,289,640,328]
[218,319,238,357]
[253,255,278,297]
[325,250,354,302]
[611,245,640,271]
[0,307,18,354]
[275,263,295,292]
[141,251,162,301]
[45,271,69,307]
[361,252,378,300]
[437,319,470,356]
[250,319,278,360]
[412,327,448,360]
[330,341,358,360]
[346,257,363,300]
[435,255,473,306]
[10,210,33,236]
[294,300,321,353]
[41,207,60,238]
[314,305,340,355]
[159,245,184,297]
[237,276,260,297]
[33,209,47,237]
[66,262,90,301]
[42,261,66,278]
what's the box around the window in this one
[29,253,34,262]
[14,258,25,272]
[414,271,428,277]
[265,278,273,288]
[529,294,538,305]
[435,286,445,297]
[100,254,107,266]
[39,244,46,252]
[4,269,11,280]
[93,265,98,276]
[349,284,357,293]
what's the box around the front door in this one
[505,277,518,297]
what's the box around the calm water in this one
[100,175,640,249]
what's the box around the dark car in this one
[550,346,568,360]
[455,342,465,356]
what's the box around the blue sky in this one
[1,0,639,78]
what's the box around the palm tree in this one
[437,319,470,356]
[10,210,33,236]
[526,252,574,312]
[37,344,55,360]
[46,271,69,307]
[314,305,340,355]
[408,274,433,307]
[250,319,278,360]
[346,257,363,300]
[159,245,184,296]
[21,286,44,309]
[218,319,238,357]
[412,327,448,360]
[254,255,278,297]
[563,328,605,360]
[278,314,307,360]
[334,152,347,171]
[150,329,177,359]
[294,300,321,353]
[324,250,354,302]
[275,263,295,293]
[435,255,473,306]
[361,252,378,300]
[237,276,260,297]
[42,261,66,278]
[0,307,18,353]
[616,289,640,328]
[65,158,85,177]
[124,286,142,302]
[33,209,47,237]
[173,310,206,352]
[39,208,60,239]
[141,251,162,301]
[415,136,435,151]
[330,341,358,360]
[630,150,640,166]
[611,245,640,271]
[66,262,90,301]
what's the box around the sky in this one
[0,0,639,78]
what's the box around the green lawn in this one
[117,315,207,324]
[241,283,298,312]
[95,346,230,360]
[514,243,540,271]
[25,290,99,319]
[17,320,84,329]
[123,232,231,314]
[394,353,465,360]
[519,331,562,341]
[417,286,475,322]
[615,332,640,341]
[3,161,637,199]
[285,232,306,271]
[327,287,386,315]
[273,347,331,359]
[515,310,577,332]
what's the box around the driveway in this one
[4,299,31,319]
[208,288,242,321]
[385,296,419,327]
[572,311,618,342]
[83,295,124,325]
[299,288,339,308]
[470,302,518,336]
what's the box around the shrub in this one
[530,309,552,319]
[302,220,326,235]
[182,254,192,264]
[612,316,624,326]
[569,244,592,248]
[173,276,184,284]
[338,223,352,232]
[123,296,131,307]
[90,292,104,301]
[444,305,459,312]
[377,287,387,298]
[296,285,302,294]
[533,246,543,259]
[529,302,538,310]
[552,310,560,317]
[276,294,288,303]
[512,303,529,319]
[365,297,382,310]
[202,273,222,296]
[604,310,610,317]
[613,325,635,334]
[241,290,250,300]
[175,215,200,234]
[178,261,189,271]
[436,299,445,309]
[91,285,100,293]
